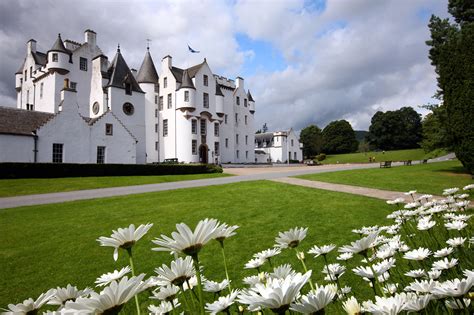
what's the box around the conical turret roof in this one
[106,47,143,93]
[247,90,255,102]
[48,34,69,54]
[136,50,159,84]
[179,69,195,90]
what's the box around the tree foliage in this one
[321,120,358,154]
[427,0,474,174]
[299,124,323,158]
[367,107,422,150]
[420,104,452,152]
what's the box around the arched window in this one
[123,102,134,115]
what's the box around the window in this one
[291,139,294,147]
[236,96,240,105]
[80,57,88,71]
[214,142,220,156]
[200,119,206,135]
[245,135,248,145]
[203,75,208,86]
[27,104,34,111]
[52,53,58,62]
[236,134,239,144]
[214,123,219,137]
[246,151,248,159]
[125,83,132,95]
[40,83,44,99]
[155,108,158,117]
[26,90,29,104]
[235,113,238,125]
[294,152,297,160]
[245,115,248,125]
[52,143,63,163]
[167,93,172,109]
[163,119,168,136]
[191,120,197,134]
[24,70,27,82]
[184,90,189,102]
[163,77,167,88]
[92,102,100,115]
[97,146,105,164]
[224,114,228,124]
[70,82,77,90]
[244,99,248,107]
[236,150,239,159]
[225,138,228,148]
[30,66,33,78]
[122,102,134,115]
[159,96,163,110]
[203,93,209,108]
[155,95,158,104]
[192,140,197,155]
[155,141,158,151]
[105,123,113,135]
[155,123,158,133]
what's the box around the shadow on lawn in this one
[434,165,472,177]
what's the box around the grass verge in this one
[321,148,446,164]
[0,180,395,308]
[297,160,473,197]
[0,173,230,197]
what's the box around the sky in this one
[0,0,450,132]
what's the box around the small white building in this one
[254,129,303,163]
[3,29,256,164]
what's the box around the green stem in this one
[127,248,141,315]
[179,285,191,313]
[295,249,314,291]
[192,254,205,315]
[219,241,232,293]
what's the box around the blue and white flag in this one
[188,45,200,53]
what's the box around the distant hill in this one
[355,130,369,143]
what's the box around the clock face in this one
[123,102,134,115]
[92,102,100,115]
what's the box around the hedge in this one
[0,163,223,179]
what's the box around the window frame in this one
[167,93,172,109]
[192,140,197,155]
[203,75,208,86]
[214,122,219,137]
[184,90,189,102]
[105,123,113,135]
[79,57,88,71]
[163,119,168,136]
[52,143,63,163]
[191,119,197,134]
[203,92,209,108]
[97,146,106,164]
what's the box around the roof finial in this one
[58,33,61,39]
[146,39,151,51]
[117,43,120,53]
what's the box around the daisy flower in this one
[203,279,230,293]
[432,258,458,271]
[431,277,474,298]
[445,298,471,309]
[403,248,431,261]
[386,198,405,205]
[148,299,180,315]
[48,284,92,305]
[274,227,308,249]
[154,256,195,287]
[95,266,131,287]
[254,248,281,261]
[97,223,153,261]
[205,290,239,314]
[404,279,439,294]
[428,270,442,280]
[308,244,336,258]
[322,263,346,280]
[363,293,408,314]
[151,284,180,302]
[405,269,426,278]
[434,247,454,258]
[463,183,474,190]
[152,218,219,256]
[342,296,361,315]
[337,252,354,261]
[213,223,239,243]
[3,289,56,314]
[244,257,265,270]
[270,264,297,280]
[403,294,432,312]
[339,233,378,255]
[443,188,459,195]
[445,220,467,231]
[446,237,466,247]
[290,284,336,313]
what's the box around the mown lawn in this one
[297,160,473,197]
[321,148,446,164]
[0,180,395,310]
[0,173,229,197]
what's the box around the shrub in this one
[316,153,326,161]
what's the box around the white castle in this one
[1,30,256,164]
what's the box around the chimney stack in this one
[84,29,96,46]
[162,55,172,69]
[236,76,244,89]
[27,39,37,54]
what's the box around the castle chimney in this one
[236,76,244,89]
[27,39,37,54]
[162,55,172,69]
[84,29,96,46]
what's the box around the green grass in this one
[321,148,446,164]
[0,173,230,197]
[0,180,395,309]
[297,160,473,197]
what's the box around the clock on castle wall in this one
[92,102,100,115]
[123,102,134,115]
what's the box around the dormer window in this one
[203,75,208,86]
[125,83,132,95]
[52,53,58,62]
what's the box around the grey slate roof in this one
[32,52,47,66]
[136,50,159,84]
[16,59,26,74]
[48,34,70,54]
[215,83,224,96]
[170,60,205,83]
[0,106,54,136]
[106,49,144,93]
[247,90,255,102]
[178,69,195,89]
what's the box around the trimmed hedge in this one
[0,163,223,179]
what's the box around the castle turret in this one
[248,90,255,113]
[47,34,70,74]
[176,69,196,110]
[215,83,224,114]
[137,48,159,86]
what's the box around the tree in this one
[427,0,474,174]
[321,120,358,154]
[367,107,422,150]
[420,104,452,152]
[299,125,323,158]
